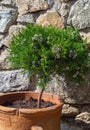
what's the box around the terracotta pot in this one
[0,91,64,130]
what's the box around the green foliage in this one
[9,24,90,88]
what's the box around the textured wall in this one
[0,0,90,123]
[0,0,90,92]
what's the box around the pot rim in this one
[0,91,64,116]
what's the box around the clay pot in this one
[0,91,63,130]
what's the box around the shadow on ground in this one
[61,117,90,130]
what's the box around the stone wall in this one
[0,0,90,124]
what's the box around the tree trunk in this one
[38,87,44,108]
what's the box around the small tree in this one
[9,24,90,108]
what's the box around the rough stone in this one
[0,48,10,70]
[75,112,90,124]
[0,34,4,41]
[79,105,90,113]
[2,25,24,47]
[0,25,24,70]
[60,3,70,25]
[46,74,90,104]
[60,3,69,17]
[62,104,79,116]
[1,0,17,7]
[0,41,3,48]
[45,75,65,98]
[80,31,90,49]
[52,0,61,12]
[36,10,64,28]
[32,10,46,21]
[17,14,35,24]
[60,0,71,2]
[47,0,54,8]
[0,70,29,92]
[67,0,90,29]
[1,35,12,48]
[17,0,48,15]
[0,6,18,33]
[9,24,25,35]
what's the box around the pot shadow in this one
[61,117,90,130]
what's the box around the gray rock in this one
[0,48,10,70]
[60,3,69,17]
[1,25,25,48]
[17,14,35,24]
[0,35,4,41]
[0,34,4,46]
[9,24,25,35]
[60,3,70,25]
[0,41,3,48]
[17,0,48,15]
[46,74,90,104]
[0,25,25,70]
[75,112,90,124]
[1,0,17,7]
[60,0,71,2]
[80,105,90,113]
[67,0,90,29]
[52,0,61,12]
[62,104,79,116]
[0,6,18,33]
[52,0,75,26]
[0,70,29,92]
[47,0,54,8]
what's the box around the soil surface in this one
[3,97,55,109]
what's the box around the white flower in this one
[66,66,69,70]
[68,49,73,58]
[34,34,38,37]
[88,53,90,57]
[39,34,42,37]
[47,41,49,44]
[32,37,37,41]
[73,71,79,78]
[47,36,50,40]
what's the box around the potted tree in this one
[0,24,89,130]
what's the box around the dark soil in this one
[3,97,55,109]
